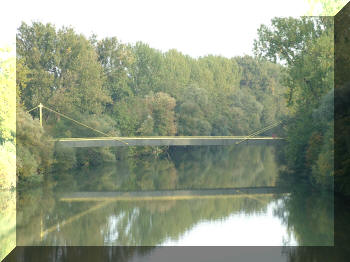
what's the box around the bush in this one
[0,142,16,189]
[16,106,54,184]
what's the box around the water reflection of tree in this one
[60,197,271,246]
[273,190,333,246]
[280,196,350,261]
[17,187,273,246]
[50,145,279,192]
[16,185,57,246]
[169,145,278,189]
[17,145,281,246]
[0,191,15,261]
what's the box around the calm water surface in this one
[14,145,334,247]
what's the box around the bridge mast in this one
[39,103,43,127]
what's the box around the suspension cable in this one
[26,105,39,113]
[41,104,128,145]
[236,120,283,145]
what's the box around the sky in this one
[1,0,311,58]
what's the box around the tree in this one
[96,37,135,102]
[144,92,177,136]
[161,49,191,98]
[254,16,334,187]
[0,47,15,143]
[285,30,333,109]
[0,47,16,189]
[306,0,347,16]
[334,3,350,196]
[176,85,212,135]
[17,22,111,117]
[130,42,164,96]
[253,17,326,65]
[16,106,54,183]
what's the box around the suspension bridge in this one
[27,103,284,147]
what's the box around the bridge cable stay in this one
[236,120,282,145]
[236,121,282,144]
[27,104,128,145]
[42,105,128,145]
[247,121,282,137]
[235,120,283,145]
[26,105,39,113]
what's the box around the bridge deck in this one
[54,136,284,147]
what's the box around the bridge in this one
[28,103,284,147]
[54,136,283,147]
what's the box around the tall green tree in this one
[130,42,164,96]
[17,22,111,117]
[96,37,135,102]
[253,17,326,66]
[254,16,334,188]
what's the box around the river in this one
[2,144,342,261]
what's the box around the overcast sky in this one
[1,0,311,58]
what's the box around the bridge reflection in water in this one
[59,186,288,202]
[33,187,290,244]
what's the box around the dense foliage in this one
[16,106,54,184]
[0,47,16,189]
[16,22,287,183]
[254,16,335,192]
[0,48,16,260]
[334,4,350,196]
